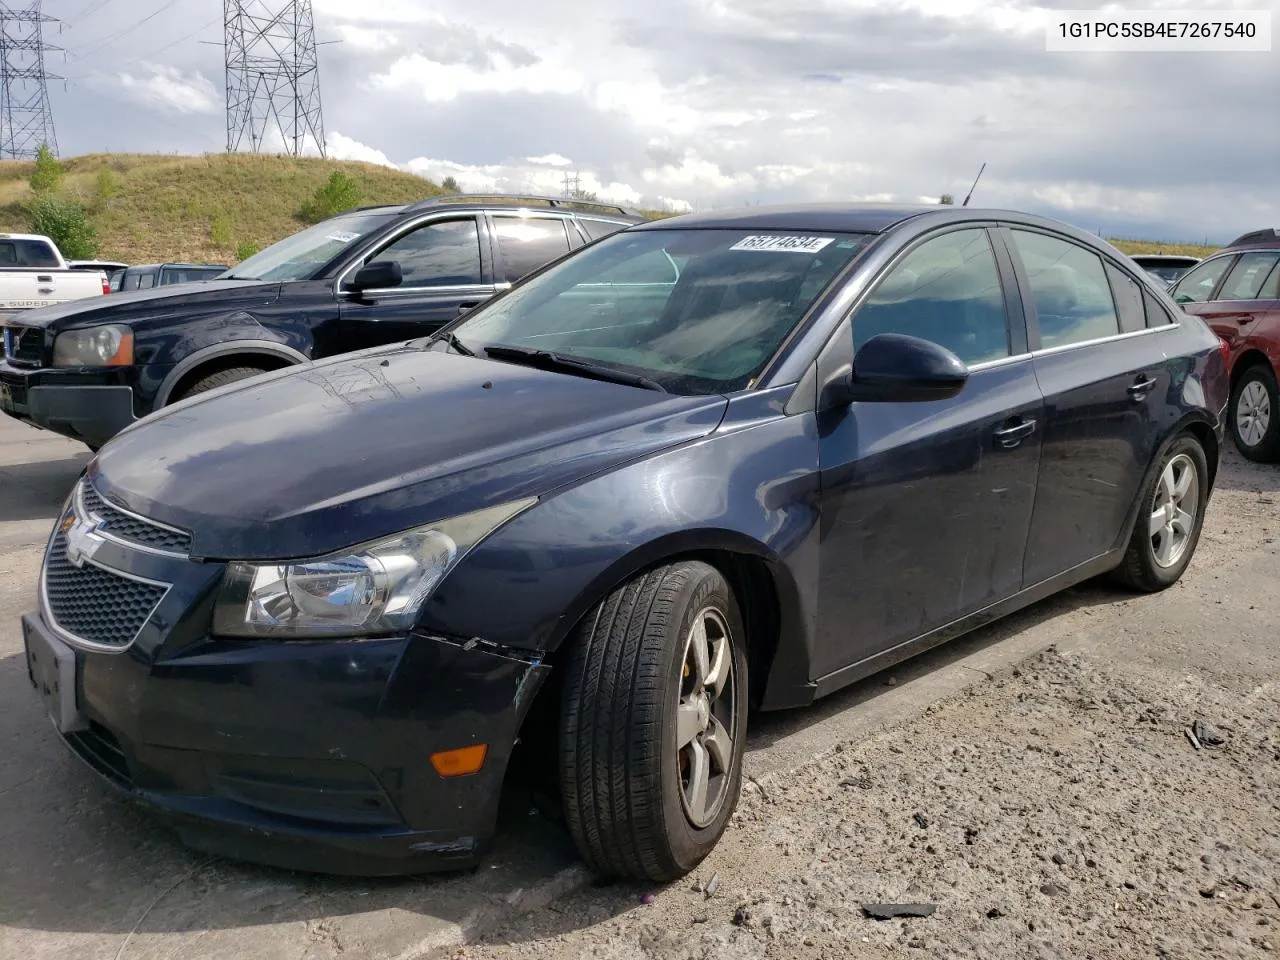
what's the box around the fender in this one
[154,339,310,407]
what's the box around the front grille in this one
[82,483,192,554]
[44,530,167,648]
[3,325,43,366]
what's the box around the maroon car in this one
[1171,228,1280,461]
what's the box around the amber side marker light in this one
[430,744,488,777]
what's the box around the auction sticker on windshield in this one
[730,235,834,253]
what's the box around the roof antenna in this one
[961,162,987,207]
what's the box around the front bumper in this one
[0,360,136,447]
[23,608,549,876]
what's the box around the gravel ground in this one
[442,449,1280,960]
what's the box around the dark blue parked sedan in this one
[23,203,1228,882]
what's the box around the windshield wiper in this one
[425,331,476,356]
[483,344,667,393]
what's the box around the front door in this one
[330,215,497,357]
[1003,226,1176,585]
[814,226,1043,679]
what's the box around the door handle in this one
[1127,376,1157,400]
[993,418,1037,448]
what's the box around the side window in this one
[1143,289,1175,327]
[1171,256,1231,304]
[1010,230,1119,348]
[137,273,155,289]
[493,217,572,283]
[1106,263,1146,333]
[1217,252,1280,301]
[1260,261,1280,300]
[852,228,1010,365]
[592,248,679,285]
[373,218,483,288]
[580,218,627,241]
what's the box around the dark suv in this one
[0,194,643,449]
[1170,227,1280,460]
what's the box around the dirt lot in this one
[446,452,1280,960]
[2,415,1278,960]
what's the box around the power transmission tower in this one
[224,0,325,157]
[0,2,61,160]
[561,171,581,198]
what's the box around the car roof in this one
[631,202,939,234]
[126,262,227,270]
[1221,228,1280,253]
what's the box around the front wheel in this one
[559,561,748,881]
[1229,363,1280,462]
[1112,433,1209,592]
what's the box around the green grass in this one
[0,152,1220,264]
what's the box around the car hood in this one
[90,346,729,560]
[10,279,277,329]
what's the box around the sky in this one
[40,0,1280,243]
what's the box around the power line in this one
[225,0,326,157]
[63,0,181,60]
[0,1,61,158]
[64,12,221,80]
[64,0,117,27]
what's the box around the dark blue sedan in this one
[22,203,1228,882]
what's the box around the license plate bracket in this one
[24,616,87,733]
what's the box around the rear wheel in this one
[559,561,747,881]
[1229,363,1280,462]
[1112,433,1208,592]
[173,366,269,403]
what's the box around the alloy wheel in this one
[1236,379,1271,448]
[1148,453,1199,569]
[676,607,737,829]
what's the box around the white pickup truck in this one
[0,233,107,321]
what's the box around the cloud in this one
[525,153,573,166]
[326,131,398,168]
[114,65,219,115]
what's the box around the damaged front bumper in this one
[26,608,550,876]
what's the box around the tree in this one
[299,170,362,223]
[939,193,954,205]
[27,195,98,259]
[441,175,460,192]
[29,144,64,194]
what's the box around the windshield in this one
[225,210,400,282]
[450,228,872,394]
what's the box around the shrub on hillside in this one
[29,144,64,194]
[299,171,361,223]
[27,194,98,259]
[235,240,260,261]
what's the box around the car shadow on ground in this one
[0,455,86,523]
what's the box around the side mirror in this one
[822,333,969,407]
[348,260,402,293]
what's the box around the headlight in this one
[53,325,134,367]
[212,498,535,638]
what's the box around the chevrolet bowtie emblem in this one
[64,514,105,568]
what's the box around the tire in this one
[559,561,748,882]
[1228,363,1280,463]
[1111,433,1209,592]
[173,366,269,403]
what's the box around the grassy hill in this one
[0,153,452,264]
[0,152,1219,265]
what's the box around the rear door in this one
[333,214,496,355]
[1002,225,1178,584]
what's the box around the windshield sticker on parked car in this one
[730,235,834,254]
[325,232,361,244]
